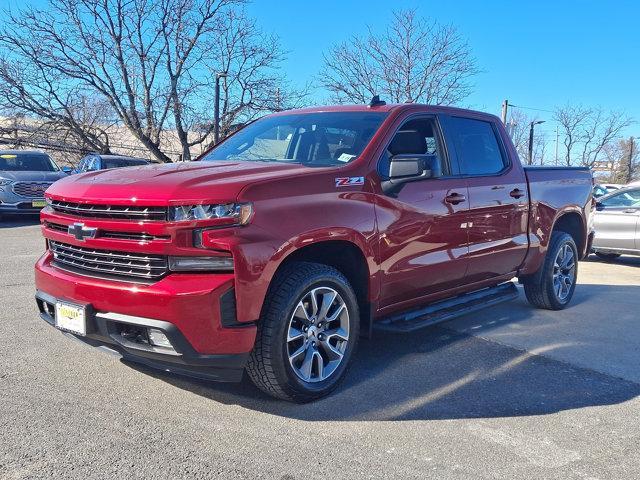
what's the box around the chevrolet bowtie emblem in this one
[67,222,97,241]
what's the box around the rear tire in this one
[523,232,578,310]
[594,252,621,261]
[246,262,359,402]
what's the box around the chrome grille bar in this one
[50,200,167,220]
[44,222,169,242]
[50,240,168,280]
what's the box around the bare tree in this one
[606,138,639,183]
[554,104,633,167]
[0,59,114,153]
[319,9,478,105]
[554,104,592,166]
[0,0,303,162]
[578,108,634,168]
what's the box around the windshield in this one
[0,152,59,172]
[103,158,148,169]
[202,111,388,166]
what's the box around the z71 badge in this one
[335,176,365,187]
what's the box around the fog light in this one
[147,328,172,348]
[168,256,234,271]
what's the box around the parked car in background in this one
[0,150,67,218]
[35,102,594,401]
[592,186,640,260]
[593,183,622,198]
[72,154,151,174]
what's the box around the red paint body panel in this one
[35,103,593,361]
[35,252,256,354]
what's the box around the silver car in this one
[0,150,68,218]
[592,186,640,260]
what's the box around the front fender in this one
[231,187,379,324]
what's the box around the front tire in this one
[523,232,578,310]
[246,262,359,402]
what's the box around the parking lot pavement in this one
[1,220,640,479]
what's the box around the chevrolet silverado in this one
[35,101,594,401]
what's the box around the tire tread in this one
[246,261,357,402]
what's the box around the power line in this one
[509,104,555,114]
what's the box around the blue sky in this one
[244,0,639,138]
[3,0,639,139]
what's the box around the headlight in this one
[168,202,253,225]
[0,179,12,186]
[168,256,234,272]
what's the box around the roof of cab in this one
[268,102,501,123]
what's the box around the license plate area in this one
[31,200,47,208]
[55,301,87,336]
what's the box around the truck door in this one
[375,115,470,308]
[440,115,529,283]
[593,188,640,251]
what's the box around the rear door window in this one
[447,117,507,175]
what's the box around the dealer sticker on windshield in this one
[335,177,364,187]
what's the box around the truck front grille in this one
[50,200,167,221]
[12,182,52,198]
[44,222,169,242]
[50,240,168,281]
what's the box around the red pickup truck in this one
[35,101,594,401]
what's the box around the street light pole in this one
[628,137,635,183]
[501,99,509,125]
[528,120,545,165]
[214,72,228,144]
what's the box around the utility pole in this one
[628,137,635,183]
[214,72,228,144]
[554,125,559,166]
[501,99,509,125]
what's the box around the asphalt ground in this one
[1,215,639,479]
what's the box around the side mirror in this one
[382,154,440,195]
[61,166,72,174]
[595,201,604,211]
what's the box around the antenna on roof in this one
[368,95,386,108]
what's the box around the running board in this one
[374,282,519,333]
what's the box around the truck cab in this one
[35,102,594,401]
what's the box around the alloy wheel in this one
[552,243,576,301]
[286,287,350,383]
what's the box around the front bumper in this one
[35,252,257,382]
[0,188,46,213]
[0,199,45,214]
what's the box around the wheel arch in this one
[266,238,374,332]
[552,210,586,258]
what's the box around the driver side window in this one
[378,118,445,178]
[600,189,640,208]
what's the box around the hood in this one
[46,161,313,205]
[0,170,67,182]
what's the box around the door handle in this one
[444,192,466,205]
[623,209,637,214]
[509,188,525,199]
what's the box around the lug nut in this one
[312,341,316,347]
[318,334,325,341]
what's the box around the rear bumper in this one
[35,252,257,381]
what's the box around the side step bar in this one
[374,282,519,333]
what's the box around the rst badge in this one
[335,177,365,187]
